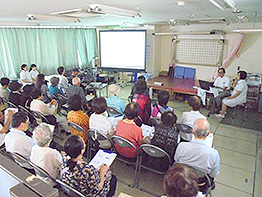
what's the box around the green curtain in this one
[0,28,97,78]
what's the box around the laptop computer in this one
[199,79,214,90]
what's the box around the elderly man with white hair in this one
[30,123,62,181]
[174,119,220,178]
[66,77,90,110]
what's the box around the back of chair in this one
[111,135,138,151]
[46,92,57,100]
[18,105,30,116]
[68,122,86,132]
[140,144,171,163]
[57,94,67,105]
[176,123,193,142]
[31,111,48,123]
[56,179,85,197]
[29,161,56,183]
[88,129,109,141]
[9,152,29,168]
[106,107,122,117]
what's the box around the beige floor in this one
[59,83,262,197]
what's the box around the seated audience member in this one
[30,89,70,133]
[61,135,117,197]
[151,111,178,159]
[181,96,206,128]
[68,68,80,85]
[130,75,149,96]
[115,102,144,158]
[57,66,68,90]
[20,64,32,84]
[67,95,89,142]
[152,90,173,118]
[130,80,151,125]
[20,84,35,108]
[49,76,64,96]
[163,163,199,197]
[0,110,14,148]
[66,77,90,110]
[5,112,35,170]
[9,81,23,106]
[30,123,62,182]
[106,84,125,115]
[35,74,49,103]
[0,77,10,100]
[216,70,248,118]
[211,68,230,113]
[29,64,39,84]
[174,119,220,192]
[89,97,114,148]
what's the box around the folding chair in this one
[46,92,57,100]
[29,161,57,186]
[184,164,214,197]
[106,106,122,117]
[136,144,172,196]
[8,152,34,173]
[111,135,141,188]
[175,123,193,142]
[232,103,248,122]
[56,179,85,197]
[2,97,18,109]
[18,105,37,128]
[87,129,113,162]
[57,94,69,114]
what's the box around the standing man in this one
[20,64,32,85]
[212,68,230,113]
[57,66,68,91]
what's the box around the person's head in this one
[68,94,82,111]
[72,77,80,86]
[72,68,80,76]
[33,123,53,147]
[21,64,28,71]
[161,111,177,127]
[22,84,35,97]
[57,66,65,75]
[30,64,37,71]
[134,80,147,94]
[50,76,59,87]
[64,135,85,171]
[92,97,107,114]
[189,96,202,111]
[108,84,120,96]
[218,67,225,77]
[31,88,42,99]
[124,102,140,120]
[163,163,199,197]
[35,74,45,89]
[158,90,170,106]
[237,70,247,80]
[9,81,22,92]
[137,75,145,81]
[0,77,10,87]
[193,118,210,139]
[11,112,29,131]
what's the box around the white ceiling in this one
[0,0,261,27]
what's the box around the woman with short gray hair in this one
[30,123,62,181]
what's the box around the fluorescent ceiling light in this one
[27,14,80,23]
[177,1,185,6]
[224,0,236,9]
[209,0,225,11]
[190,17,228,23]
[233,29,262,33]
[52,4,141,18]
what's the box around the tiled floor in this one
[59,83,262,197]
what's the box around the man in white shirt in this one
[57,66,68,91]
[20,64,32,85]
[212,68,230,113]
[31,123,62,185]
[5,112,35,169]
[0,110,14,148]
[181,96,206,141]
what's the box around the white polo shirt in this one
[20,70,32,84]
[213,75,230,90]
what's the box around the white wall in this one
[153,22,262,80]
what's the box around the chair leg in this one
[244,105,248,122]
[232,105,238,119]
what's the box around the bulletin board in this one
[172,38,224,67]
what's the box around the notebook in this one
[89,149,117,169]
[199,79,214,91]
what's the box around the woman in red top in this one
[115,102,144,158]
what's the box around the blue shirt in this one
[106,96,125,114]
[49,85,64,96]
[174,139,220,177]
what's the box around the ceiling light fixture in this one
[27,14,80,23]
[224,0,242,13]
[177,1,185,6]
[209,0,225,11]
[233,29,262,33]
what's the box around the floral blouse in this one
[60,155,110,196]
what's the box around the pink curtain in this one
[212,34,245,79]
